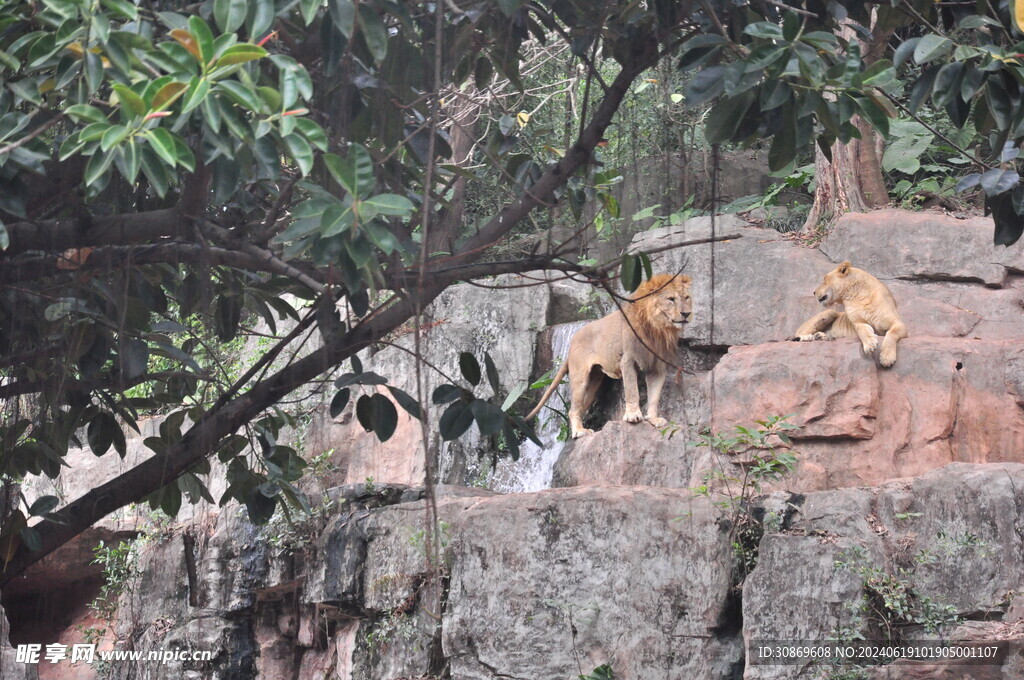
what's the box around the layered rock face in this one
[5,209,1024,680]
[556,210,1024,491]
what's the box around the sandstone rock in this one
[441,486,738,680]
[630,217,838,347]
[554,339,1024,494]
[311,275,554,488]
[712,339,1024,491]
[822,210,1024,286]
[744,463,1024,680]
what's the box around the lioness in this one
[794,261,908,367]
[527,274,692,438]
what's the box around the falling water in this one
[491,321,587,493]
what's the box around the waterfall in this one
[491,321,587,493]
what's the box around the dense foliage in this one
[2,0,1024,582]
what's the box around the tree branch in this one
[2,208,185,257]
[0,35,663,585]
[0,243,294,285]
[444,45,661,268]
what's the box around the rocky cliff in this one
[3,209,1024,680]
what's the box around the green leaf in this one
[65,104,108,125]
[187,15,215,64]
[363,220,402,255]
[909,65,940,115]
[247,0,275,38]
[214,44,268,68]
[335,371,387,388]
[470,399,505,436]
[87,412,119,456]
[387,386,424,421]
[881,122,932,174]
[216,80,263,111]
[744,22,784,39]
[84,150,116,186]
[101,0,138,20]
[685,65,725,107]
[496,0,522,15]
[362,193,414,217]
[862,59,895,87]
[913,34,952,64]
[282,133,313,175]
[768,104,797,173]
[357,4,387,63]
[214,0,249,33]
[113,84,146,117]
[100,124,130,152]
[122,338,149,380]
[705,91,755,144]
[621,254,641,293]
[20,527,41,552]
[28,496,60,517]
[323,144,375,197]
[320,202,355,237]
[439,400,474,440]
[295,117,327,150]
[180,76,211,115]
[483,352,501,396]
[333,391,354,417]
[215,294,242,341]
[893,37,920,69]
[329,0,355,37]
[146,128,178,167]
[300,0,320,25]
[245,486,276,524]
[932,62,965,109]
[432,384,463,404]
[368,393,398,441]
[459,352,481,386]
[980,168,1019,197]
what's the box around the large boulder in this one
[822,210,1024,286]
[441,486,739,679]
[554,338,1024,493]
[745,463,1024,679]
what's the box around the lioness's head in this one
[814,261,855,306]
[632,273,693,329]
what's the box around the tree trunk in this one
[802,18,894,233]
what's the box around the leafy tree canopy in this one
[1,0,1023,582]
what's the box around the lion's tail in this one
[525,361,570,421]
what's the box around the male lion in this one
[527,274,692,439]
[793,261,908,367]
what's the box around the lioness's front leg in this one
[879,321,908,368]
[853,322,879,356]
[644,368,668,428]
[794,309,841,341]
[620,357,644,423]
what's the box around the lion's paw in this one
[571,427,594,439]
[879,348,897,368]
[647,416,668,428]
[798,332,830,342]
[861,336,879,355]
[623,408,644,423]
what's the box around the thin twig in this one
[879,90,988,170]
[0,115,64,156]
